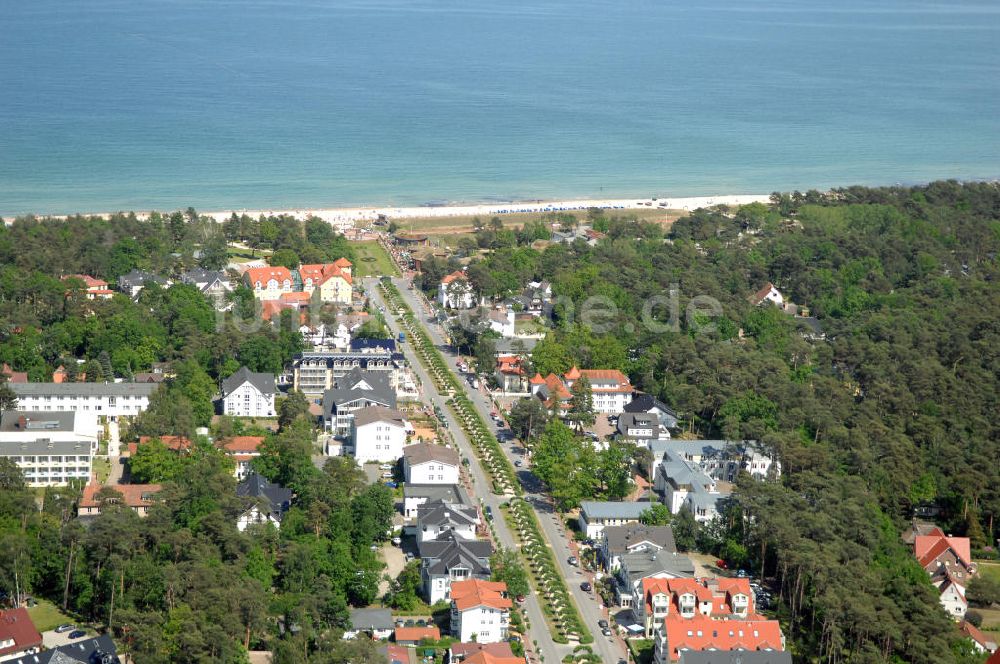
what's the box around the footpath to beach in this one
[2,194,769,226]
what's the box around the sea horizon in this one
[2,0,999,217]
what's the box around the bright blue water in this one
[1,0,999,215]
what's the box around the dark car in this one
[384,481,398,488]
[597,619,609,629]
[69,630,87,639]
[580,581,592,592]
[602,627,613,637]
[484,506,494,520]
[567,556,578,566]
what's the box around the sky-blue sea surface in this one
[1,0,998,215]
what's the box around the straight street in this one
[364,278,563,664]
[380,277,627,664]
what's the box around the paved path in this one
[375,277,628,664]
[366,279,560,664]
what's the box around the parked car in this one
[68,630,86,639]
[598,619,609,629]
[484,506,493,520]
[602,628,613,637]
[514,459,523,467]
[736,569,749,578]
[381,471,393,479]
[716,559,728,569]
[379,463,394,470]
[580,581,592,592]
[567,556,579,566]
[405,552,415,562]
[384,481,398,488]
[392,536,402,546]
[516,595,526,604]
[55,624,74,633]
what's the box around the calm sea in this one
[1,0,999,215]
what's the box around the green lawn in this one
[627,638,655,664]
[28,598,74,632]
[351,240,399,277]
[978,561,1000,584]
[92,457,111,483]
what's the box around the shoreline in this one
[0,194,771,226]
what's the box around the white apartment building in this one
[220,367,276,418]
[403,443,461,485]
[449,580,511,644]
[351,406,409,464]
[10,382,159,420]
[0,411,98,487]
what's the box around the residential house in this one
[634,576,755,638]
[344,608,393,641]
[219,435,265,480]
[530,366,633,415]
[394,625,441,645]
[960,620,998,654]
[0,609,42,661]
[420,532,494,604]
[403,443,461,485]
[10,382,159,420]
[180,268,233,309]
[134,435,192,454]
[117,269,170,298]
[913,527,978,619]
[439,271,476,309]
[617,412,669,442]
[624,393,679,431]
[62,274,114,300]
[416,499,480,543]
[649,439,778,484]
[750,282,784,308]
[10,634,122,664]
[384,644,409,664]
[292,342,408,397]
[614,548,696,608]
[514,281,552,316]
[447,642,518,664]
[578,500,652,539]
[78,480,161,518]
[653,616,785,664]
[297,261,353,304]
[486,309,515,338]
[0,411,98,487]
[461,652,522,664]
[350,405,409,464]
[493,338,538,356]
[404,483,470,520]
[494,355,530,394]
[243,266,294,300]
[601,524,676,573]
[450,580,511,644]
[322,368,398,436]
[220,366,276,418]
[236,472,292,531]
[0,364,27,383]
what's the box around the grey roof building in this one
[614,548,695,607]
[10,382,159,398]
[602,524,676,572]
[403,442,460,467]
[617,412,668,440]
[237,472,292,526]
[623,393,679,430]
[419,531,494,603]
[9,634,120,664]
[416,499,480,542]
[322,368,397,434]
[221,366,276,397]
[578,501,652,537]
[493,338,539,355]
[348,607,394,632]
[0,410,78,433]
[403,483,471,518]
[117,269,169,297]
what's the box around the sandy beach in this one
[195,194,769,225]
[1,194,770,226]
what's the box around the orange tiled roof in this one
[1,364,27,383]
[280,291,313,303]
[244,266,292,285]
[564,365,581,380]
[662,615,784,661]
[394,625,440,642]
[441,270,467,285]
[220,436,265,454]
[451,579,512,611]
[463,652,523,664]
[63,274,108,289]
[529,373,546,385]
[138,435,192,452]
[915,533,972,568]
[496,355,525,376]
[79,480,162,510]
[751,282,777,305]
[333,257,353,268]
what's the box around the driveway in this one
[42,629,88,649]
[378,542,407,597]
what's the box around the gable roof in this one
[353,405,406,428]
[463,652,523,664]
[419,532,493,576]
[79,481,162,511]
[449,643,516,660]
[914,532,972,568]
[959,620,998,652]
[661,615,784,661]
[404,483,470,505]
[323,369,396,414]
[441,270,467,285]
[417,499,479,529]
[750,282,780,305]
[450,579,512,611]
[219,436,265,454]
[0,364,27,383]
[0,608,42,658]
[678,652,792,664]
[24,634,121,664]
[604,524,676,556]
[237,472,292,517]
[244,266,292,285]
[221,366,276,396]
[625,393,679,420]
[404,443,460,467]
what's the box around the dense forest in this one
[459,181,1000,662]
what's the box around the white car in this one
[381,471,393,478]
[379,463,394,470]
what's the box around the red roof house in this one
[0,608,43,660]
